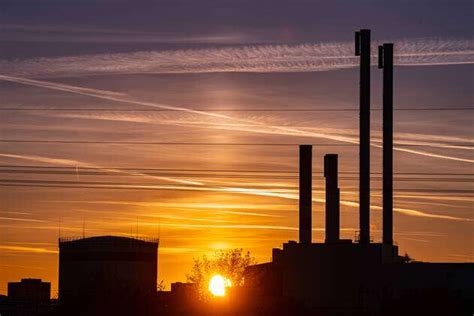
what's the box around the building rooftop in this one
[58,236,159,251]
[59,235,158,244]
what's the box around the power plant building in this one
[243,30,473,315]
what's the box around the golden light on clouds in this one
[1,58,473,297]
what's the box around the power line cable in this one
[0,169,471,182]
[0,108,472,112]
[0,165,472,176]
[0,140,472,147]
[1,179,472,189]
[1,182,472,194]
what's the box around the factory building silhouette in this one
[8,279,51,304]
[0,279,54,316]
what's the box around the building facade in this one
[58,236,158,301]
[8,279,50,303]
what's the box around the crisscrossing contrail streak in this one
[0,38,472,77]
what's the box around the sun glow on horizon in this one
[209,275,232,296]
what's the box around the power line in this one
[0,107,472,112]
[0,165,472,176]
[0,140,472,147]
[0,170,471,182]
[1,181,472,194]
[0,140,353,146]
[1,178,472,187]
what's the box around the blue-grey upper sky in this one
[1,0,473,58]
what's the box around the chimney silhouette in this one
[379,43,394,245]
[299,145,312,244]
[324,154,340,243]
[355,29,371,244]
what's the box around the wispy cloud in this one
[390,194,474,203]
[2,152,468,222]
[391,207,469,221]
[0,263,46,270]
[153,223,300,231]
[0,211,32,215]
[399,237,430,243]
[2,74,471,164]
[0,76,125,97]
[448,254,474,261]
[0,245,58,254]
[0,38,472,77]
[0,216,46,223]
[48,111,474,163]
[0,153,203,186]
[159,247,199,254]
[0,24,260,44]
[0,76,472,222]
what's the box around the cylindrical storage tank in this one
[58,236,158,302]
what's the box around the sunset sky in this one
[0,0,473,295]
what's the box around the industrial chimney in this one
[379,43,394,245]
[355,29,371,244]
[324,154,340,243]
[299,145,312,244]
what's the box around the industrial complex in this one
[240,29,473,315]
[0,29,472,316]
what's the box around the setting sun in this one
[208,275,232,296]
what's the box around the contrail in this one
[0,75,125,97]
[0,38,472,77]
[0,76,472,220]
[1,74,472,164]
[56,112,473,151]
[51,111,474,163]
[0,153,203,186]
[384,146,473,163]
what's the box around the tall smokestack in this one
[324,154,340,243]
[299,145,312,244]
[379,43,394,245]
[355,29,371,244]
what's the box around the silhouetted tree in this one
[402,252,414,263]
[186,248,256,298]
